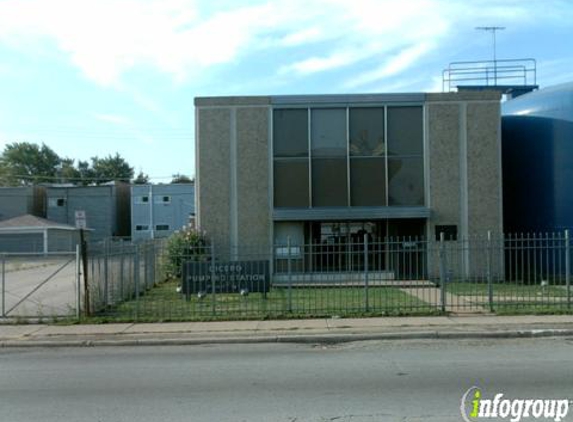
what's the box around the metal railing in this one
[442,58,537,92]
[84,231,573,322]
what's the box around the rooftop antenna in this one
[475,26,505,85]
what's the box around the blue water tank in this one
[502,82,573,234]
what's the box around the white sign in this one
[75,210,87,229]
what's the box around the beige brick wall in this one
[195,97,271,254]
[196,107,231,250]
[236,107,271,251]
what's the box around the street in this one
[1,338,572,421]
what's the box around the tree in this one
[0,142,60,185]
[90,153,134,184]
[133,170,150,184]
[171,173,194,184]
[0,142,139,186]
[59,157,81,184]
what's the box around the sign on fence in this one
[181,260,270,297]
[74,210,87,229]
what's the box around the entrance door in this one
[308,221,386,272]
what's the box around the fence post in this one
[76,244,81,320]
[119,248,125,301]
[134,244,140,321]
[566,230,570,309]
[104,238,109,307]
[1,253,5,318]
[81,230,89,317]
[211,243,216,316]
[439,232,446,313]
[487,231,494,312]
[364,233,369,313]
[287,236,292,313]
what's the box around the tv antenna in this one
[476,26,505,85]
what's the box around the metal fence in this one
[85,231,573,322]
[0,251,80,320]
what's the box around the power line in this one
[0,173,194,182]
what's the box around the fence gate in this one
[1,249,80,320]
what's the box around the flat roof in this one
[195,91,500,107]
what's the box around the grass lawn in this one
[446,282,569,298]
[93,279,440,322]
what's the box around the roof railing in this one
[442,58,537,93]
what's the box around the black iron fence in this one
[81,231,573,321]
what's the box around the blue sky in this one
[0,0,571,182]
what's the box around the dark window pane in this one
[274,159,309,207]
[273,109,308,157]
[388,218,426,238]
[312,158,348,206]
[434,225,457,241]
[350,158,386,206]
[350,108,385,156]
[311,108,346,157]
[387,106,423,156]
[388,157,424,206]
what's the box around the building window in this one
[155,224,170,231]
[135,196,149,204]
[154,195,171,204]
[274,160,309,207]
[135,225,149,231]
[273,109,309,207]
[272,104,424,209]
[273,109,308,157]
[350,107,386,206]
[311,108,348,207]
[387,106,424,206]
[49,198,66,207]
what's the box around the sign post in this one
[75,211,89,316]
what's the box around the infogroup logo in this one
[461,386,570,422]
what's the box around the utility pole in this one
[476,26,505,85]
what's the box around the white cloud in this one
[344,42,435,89]
[0,0,569,88]
[279,28,324,47]
[92,113,154,145]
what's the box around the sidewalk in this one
[1,315,573,348]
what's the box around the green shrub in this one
[162,226,209,280]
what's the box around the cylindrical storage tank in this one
[502,82,573,234]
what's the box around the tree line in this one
[0,142,193,186]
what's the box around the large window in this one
[273,109,309,207]
[273,105,424,208]
[350,107,386,206]
[311,109,347,206]
[387,106,424,206]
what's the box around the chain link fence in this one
[84,231,572,322]
[1,251,80,320]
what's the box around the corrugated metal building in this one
[0,186,46,221]
[131,183,195,240]
[46,183,130,241]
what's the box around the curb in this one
[1,328,573,348]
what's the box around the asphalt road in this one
[1,338,573,422]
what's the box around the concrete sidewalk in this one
[1,315,573,347]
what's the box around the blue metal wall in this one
[502,82,573,233]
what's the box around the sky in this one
[0,0,571,182]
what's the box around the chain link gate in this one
[1,247,81,320]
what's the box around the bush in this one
[162,226,209,280]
